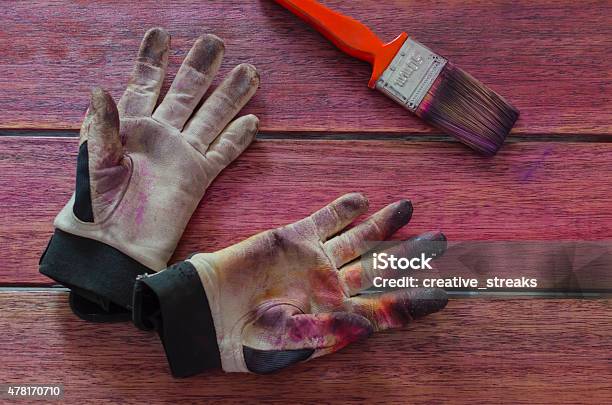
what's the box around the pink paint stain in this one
[130,160,154,229]
[134,198,146,226]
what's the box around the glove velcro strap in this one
[132,261,222,377]
[39,229,152,322]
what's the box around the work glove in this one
[133,193,448,376]
[39,28,260,322]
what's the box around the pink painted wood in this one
[1,137,610,285]
[0,0,610,134]
[1,292,610,404]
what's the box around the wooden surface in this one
[1,292,611,404]
[0,0,610,134]
[0,0,611,404]
[1,137,611,289]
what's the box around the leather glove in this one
[39,28,260,322]
[133,193,448,376]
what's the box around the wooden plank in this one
[0,1,610,134]
[0,291,610,404]
[0,137,611,287]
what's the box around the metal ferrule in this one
[375,38,447,112]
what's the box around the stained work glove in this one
[39,28,260,322]
[133,193,448,376]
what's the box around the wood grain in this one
[0,291,610,404]
[0,0,610,134]
[1,137,611,288]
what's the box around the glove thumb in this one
[80,87,123,169]
[74,88,125,222]
[243,311,373,374]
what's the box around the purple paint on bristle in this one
[415,62,520,156]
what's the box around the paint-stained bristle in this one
[415,63,519,156]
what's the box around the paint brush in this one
[274,0,520,156]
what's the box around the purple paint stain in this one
[521,147,553,182]
[132,162,153,227]
[134,198,146,226]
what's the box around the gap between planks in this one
[1,130,612,143]
[0,286,610,298]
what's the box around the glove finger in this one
[346,288,448,332]
[118,27,170,118]
[243,312,372,374]
[182,63,259,154]
[340,231,447,295]
[202,114,259,180]
[153,34,225,130]
[308,193,369,241]
[324,200,413,268]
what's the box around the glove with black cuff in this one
[39,27,260,322]
[133,193,448,376]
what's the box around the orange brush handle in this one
[274,0,408,88]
